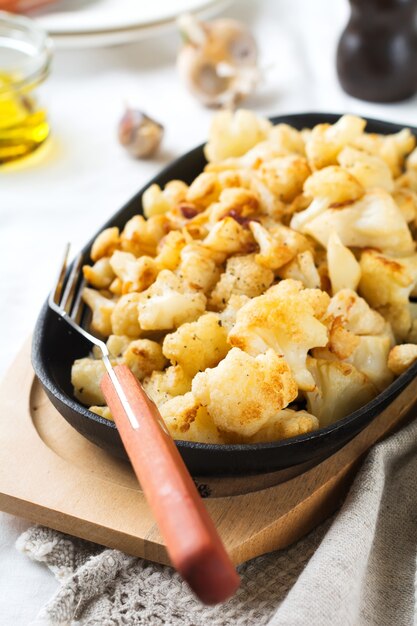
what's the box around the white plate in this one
[34,0,230,48]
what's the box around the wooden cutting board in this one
[0,339,416,567]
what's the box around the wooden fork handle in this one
[101,364,240,605]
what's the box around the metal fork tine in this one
[71,276,86,325]
[49,243,70,308]
[61,252,84,314]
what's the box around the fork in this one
[48,244,240,605]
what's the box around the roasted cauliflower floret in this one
[91,227,120,262]
[89,405,113,421]
[209,254,274,310]
[82,288,115,337]
[120,214,170,257]
[71,358,108,406]
[229,279,330,390]
[106,334,132,358]
[349,335,394,390]
[142,180,188,219]
[303,165,364,204]
[204,109,272,163]
[327,232,361,294]
[353,128,415,178]
[305,357,377,427]
[155,230,190,271]
[337,146,394,192]
[242,409,319,443]
[359,250,416,340]
[142,366,193,409]
[202,216,254,258]
[291,189,414,256]
[388,344,417,375]
[258,155,311,203]
[268,123,306,155]
[160,392,224,443]
[217,294,250,332]
[277,250,321,289]
[192,348,298,437]
[162,312,230,378]
[138,269,206,330]
[83,258,115,289]
[176,243,220,293]
[110,292,142,337]
[327,288,386,336]
[123,339,167,381]
[185,172,221,210]
[208,187,259,224]
[109,251,157,293]
[249,221,310,271]
[305,115,366,170]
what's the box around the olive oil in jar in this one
[0,72,49,164]
[0,13,52,165]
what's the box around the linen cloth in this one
[17,415,417,626]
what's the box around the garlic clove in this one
[177,14,260,108]
[118,109,164,159]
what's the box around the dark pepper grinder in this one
[337,0,417,102]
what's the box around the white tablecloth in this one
[1,0,417,623]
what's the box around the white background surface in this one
[1,0,417,623]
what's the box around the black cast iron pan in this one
[32,113,417,477]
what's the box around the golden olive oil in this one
[0,72,49,164]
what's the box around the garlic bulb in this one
[177,14,260,108]
[118,109,164,158]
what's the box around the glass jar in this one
[0,11,53,164]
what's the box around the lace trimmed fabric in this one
[17,415,417,626]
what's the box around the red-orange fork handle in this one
[101,364,240,605]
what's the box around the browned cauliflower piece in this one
[110,292,142,338]
[249,221,310,271]
[327,288,386,336]
[327,232,361,294]
[142,180,188,218]
[191,347,298,437]
[185,172,222,209]
[305,115,366,170]
[291,189,415,256]
[82,288,115,337]
[71,358,108,406]
[305,357,377,427]
[204,109,272,163]
[177,243,221,293]
[202,216,254,259]
[109,251,157,293]
[277,250,321,289]
[83,258,115,289]
[388,344,417,375]
[353,128,416,177]
[337,146,394,192]
[238,409,319,443]
[123,339,167,381]
[91,227,120,262]
[89,406,113,420]
[120,214,170,257]
[209,254,274,310]
[359,250,417,340]
[159,392,225,443]
[228,279,330,390]
[162,312,230,378]
[303,165,364,204]
[257,155,311,202]
[155,230,190,271]
[218,294,251,332]
[142,366,193,410]
[138,270,206,330]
